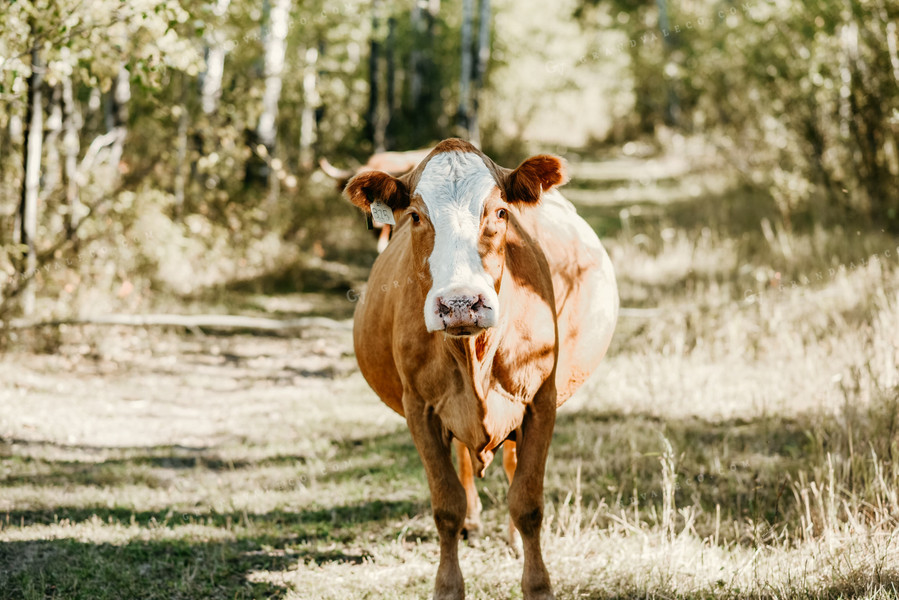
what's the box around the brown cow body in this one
[346,139,617,599]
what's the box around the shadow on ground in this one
[4,404,892,596]
[0,497,422,600]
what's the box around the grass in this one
[2,153,899,598]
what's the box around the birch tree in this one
[469,0,491,148]
[201,0,232,115]
[366,0,383,151]
[256,0,292,179]
[61,74,82,236]
[409,0,424,113]
[41,85,63,204]
[173,76,190,212]
[299,45,320,170]
[457,0,474,137]
[107,66,131,184]
[1,0,197,316]
[384,16,397,149]
[18,43,43,316]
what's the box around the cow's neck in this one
[441,325,507,475]
[443,325,502,403]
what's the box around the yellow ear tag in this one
[370,200,396,225]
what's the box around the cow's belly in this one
[534,190,619,403]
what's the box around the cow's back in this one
[527,190,618,404]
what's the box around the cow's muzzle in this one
[434,293,494,336]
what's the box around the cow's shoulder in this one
[352,222,420,415]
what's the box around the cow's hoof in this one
[433,583,465,600]
[523,592,555,600]
[523,584,555,600]
[523,575,554,600]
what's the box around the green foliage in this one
[577,0,899,228]
[1,0,897,321]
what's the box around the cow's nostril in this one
[436,298,451,316]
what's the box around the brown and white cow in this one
[345,139,617,600]
[322,148,432,252]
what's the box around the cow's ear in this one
[506,155,569,205]
[344,170,409,211]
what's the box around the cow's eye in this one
[410,211,420,224]
[496,208,507,220]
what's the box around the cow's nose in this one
[436,294,479,316]
[435,293,491,335]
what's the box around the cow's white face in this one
[344,139,569,338]
[414,152,501,335]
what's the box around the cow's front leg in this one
[508,382,557,600]
[407,406,467,600]
[454,439,482,539]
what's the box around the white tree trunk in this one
[62,74,82,235]
[469,0,490,148]
[299,45,319,170]
[458,0,474,136]
[10,75,24,248]
[9,113,23,146]
[41,85,63,203]
[201,48,227,116]
[107,66,130,178]
[839,23,857,141]
[409,0,423,110]
[257,0,291,153]
[385,17,396,147]
[888,21,899,86]
[19,46,44,316]
[201,0,232,115]
[174,101,189,211]
[367,0,383,151]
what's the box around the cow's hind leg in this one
[407,405,467,600]
[454,439,482,540]
[502,440,523,555]
[508,384,557,600]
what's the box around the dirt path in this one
[1,323,359,450]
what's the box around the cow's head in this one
[345,139,567,337]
